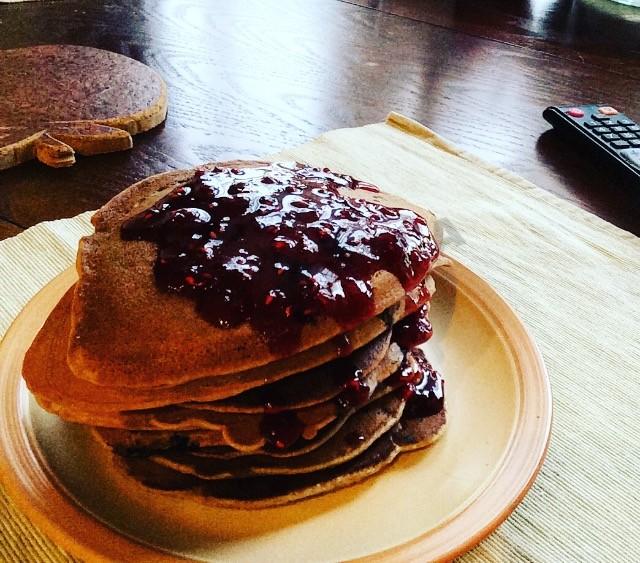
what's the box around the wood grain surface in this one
[0,0,638,236]
[348,0,640,75]
[0,219,21,239]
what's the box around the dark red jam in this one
[259,359,370,449]
[120,162,438,355]
[404,280,431,315]
[392,349,444,418]
[252,357,370,449]
[392,304,433,350]
[336,369,371,410]
[260,410,305,450]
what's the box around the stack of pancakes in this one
[23,161,448,508]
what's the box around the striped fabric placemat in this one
[1,113,638,561]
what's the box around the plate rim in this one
[0,259,552,562]
[363,260,552,562]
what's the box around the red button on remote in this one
[566,108,585,118]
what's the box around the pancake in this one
[22,160,448,510]
[118,406,447,508]
[24,290,407,414]
[180,348,438,461]
[50,350,404,453]
[94,401,353,457]
[188,330,393,413]
[186,410,355,460]
[94,410,350,459]
[94,378,405,460]
[68,161,441,388]
[71,230,406,387]
[151,392,406,479]
[93,428,227,456]
[185,340,403,413]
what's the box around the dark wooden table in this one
[0,0,639,237]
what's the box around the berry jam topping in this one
[120,162,438,355]
[260,410,305,449]
[336,369,371,410]
[392,348,444,418]
[236,352,371,450]
[392,304,433,350]
[404,279,431,315]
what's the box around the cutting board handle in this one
[17,122,134,169]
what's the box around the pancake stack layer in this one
[23,161,448,507]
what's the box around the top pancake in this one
[68,160,441,388]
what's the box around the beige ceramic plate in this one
[0,259,551,562]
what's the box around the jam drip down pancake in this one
[21,160,449,508]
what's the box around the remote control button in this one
[592,114,612,122]
[626,125,640,132]
[598,106,619,115]
[611,140,631,149]
[583,121,599,129]
[611,126,627,133]
[602,133,621,141]
[618,119,635,126]
[566,107,585,118]
[630,139,640,148]
[619,148,640,169]
[593,126,611,134]
[620,132,636,140]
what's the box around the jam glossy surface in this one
[336,369,371,410]
[392,304,433,350]
[259,357,370,449]
[393,348,444,418]
[121,162,438,354]
[404,279,431,315]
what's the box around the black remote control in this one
[543,104,640,186]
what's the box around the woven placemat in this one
[1,113,638,562]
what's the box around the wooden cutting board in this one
[0,45,167,170]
